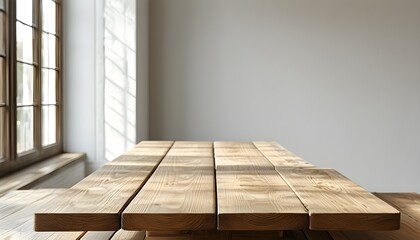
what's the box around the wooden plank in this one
[78,230,147,240]
[0,153,85,196]
[129,147,172,156]
[214,141,255,149]
[215,142,274,170]
[166,148,213,157]
[254,142,314,168]
[122,147,216,231]
[137,141,174,148]
[34,142,173,231]
[111,230,146,240]
[0,190,84,239]
[215,156,274,171]
[172,141,213,148]
[253,141,285,151]
[215,148,263,157]
[278,169,400,231]
[215,143,308,230]
[80,231,115,240]
[329,212,419,239]
[375,192,420,221]
[217,169,308,230]
[329,193,420,240]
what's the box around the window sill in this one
[0,152,86,197]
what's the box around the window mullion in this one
[9,0,17,161]
[33,0,42,152]
[0,0,9,164]
[55,0,61,149]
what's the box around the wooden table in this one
[34,141,400,236]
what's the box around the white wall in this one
[62,0,97,172]
[149,0,420,192]
[63,0,148,173]
[102,0,137,161]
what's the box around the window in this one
[0,0,61,175]
[0,0,7,163]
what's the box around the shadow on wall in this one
[103,0,136,161]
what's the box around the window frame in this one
[0,0,62,176]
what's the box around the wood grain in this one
[215,144,307,230]
[172,141,213,148]
[215,156,274,171]
[254,142,314,168]
[129,147,172,156]
[214,142,275,171]
[214,141,256,149]
[166,148,214,157]
[34,142,173,231]
[111,230,146,240]
[253,141,285,151]
[215,148,263,157]
[329,193,420,240]
[137,141,174,148]
[217,169,308,230]
[375,192,420,222]
[329,212,419,239]
[122,147,216,231]
[80,231,115,240]
[278,168,400,231]
[0,190,84,240]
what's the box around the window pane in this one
[0,12,5,56]
[42,69,56,104]
[0,0,5,11]
[42,0,56,34]
[17,63,34,105]
[17,107,34,153]
[0,57,5,103]
[42,105,56,146]
[0,107,5,159]
[16,22,34,63]
[16,0,33,25]
[42,33,56,68]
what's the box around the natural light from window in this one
[103,0,136,161]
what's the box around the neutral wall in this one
[63,0,149,172]
[62,0,96,171]
[149,0,420,192]
[136,0,149,142]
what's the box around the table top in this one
[34,141,400,232]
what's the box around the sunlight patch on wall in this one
[103,0,136,161]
